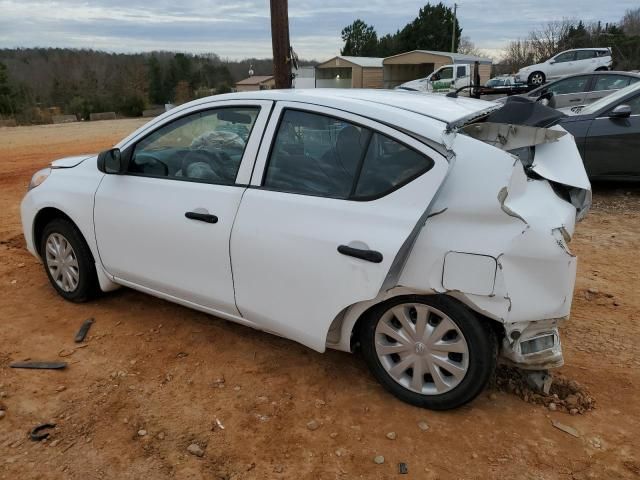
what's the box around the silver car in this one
[500,71,640,109]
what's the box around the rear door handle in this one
[185,211,218,224]
[337,245,383,263]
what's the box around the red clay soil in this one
[0,120,639,479]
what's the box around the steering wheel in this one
[133,153,169,176]
[181,149,224,182]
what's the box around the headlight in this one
[28,168,51,191]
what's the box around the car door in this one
[547,51,577,79]
[94,100,272,316]
[584,94,640,177]
[545,75,590,108]
[230,103,449,352]
[574,50,597,74]
[583,74,638,104]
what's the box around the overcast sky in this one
[0,0,637,61]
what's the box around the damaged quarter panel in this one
[398,128,588,331]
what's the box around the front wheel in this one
[40,219,98,302]
[359,295,496,410]
[528,71,546,87]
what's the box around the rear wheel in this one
[40,219,98,302]
[359,295,496,410]
[528,71,546,87]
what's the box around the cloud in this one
[0,0,637,60]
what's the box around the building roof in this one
[235,75,274,85]
[317,56,384,68]
[384,50,493,64]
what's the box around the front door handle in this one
[185,211,218,224]
[337,245,383,263]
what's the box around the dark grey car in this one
[558,82,640,180]
[504,72,640,109]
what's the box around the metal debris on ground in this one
[74,318,94,343]
[29,423,56,441]
[399,462,409,474]
[551,420,580,438]
[10,361,67,370]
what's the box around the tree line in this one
[0,48,305,123]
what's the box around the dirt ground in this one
[0,119,639,479]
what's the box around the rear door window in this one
[576,50,596,61]
[593,75,633,91]
[263,109,434,200]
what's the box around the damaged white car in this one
[20,89,591,410]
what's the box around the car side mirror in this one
[609,104,631,119]
[549,60,555,65]
[97,148,124,174]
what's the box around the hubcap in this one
[45,233,79,293]
[374,303,469,395]
[532,74,543,85]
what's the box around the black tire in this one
[359,295,496,410]
[40,218,98,303]
[527,71,546,87]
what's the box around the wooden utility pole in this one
[450,3,458,53]
[270,0,292,88]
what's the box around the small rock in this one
[123,418,129,424]
[330,432,338,439]
[56,385,66,392]
[565,394,578,408]
[471,452,478,459]
[157,432,165,440]
[306,420,319,431]
[256,395,268,404]
[588,287,599,294]
[130,360,137,366]
[187,443,204,457]
[10,280,17,285]
[0,391,7,398]
[234,386,241,391]
[17,263,25,268]
[489,393,497,401]
[315,399,326,408]
[386,431,397,440]
[548,402,557,411]
[374,455,385,465]
[417,421,429,431]
[137,430,147,437]
[49,439,60,447]
[0,411,5,419]
[570,408,579,416]
[335,448,346,457]
[274,465,284,473]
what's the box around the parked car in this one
[557,82,640,180]
[516,48,612,86]
[21,90,591,410]
[484,75,518,88]
[498,71,640,109]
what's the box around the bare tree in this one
[621,8,640,36]
[528,20,574,62]
[457,36,482,57]
[500,39,535,73]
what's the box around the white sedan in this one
[21,89,591,409]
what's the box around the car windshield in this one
[580,82,640,114]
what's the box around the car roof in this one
[191,89,501,126]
